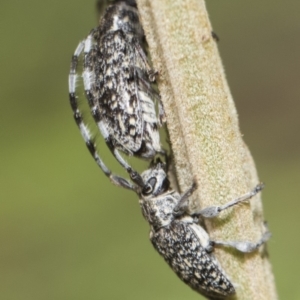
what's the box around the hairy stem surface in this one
[136,0,277,299]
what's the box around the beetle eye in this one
[142,177,157,195]
[142,184,153,195]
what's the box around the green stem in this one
[136,0,277,299]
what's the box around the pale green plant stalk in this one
[136,0,277,299]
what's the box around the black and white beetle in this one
[137,160,270,299]
[68,0,165,189]
[68,2,270,297]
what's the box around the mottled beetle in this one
[137,160,270,299]
[68,0,165,188]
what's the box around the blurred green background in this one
[0,0,299,299]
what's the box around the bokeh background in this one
[1,0,299,299]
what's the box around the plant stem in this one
[136,0,277,298]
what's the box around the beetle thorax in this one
[139,192,179,230]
